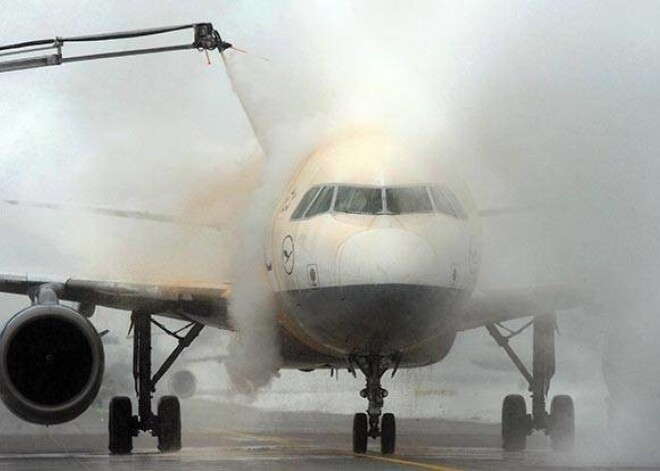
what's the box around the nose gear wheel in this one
[352,413,368,453]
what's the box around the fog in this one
[1,0,660,464]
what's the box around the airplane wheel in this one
[381,413,396,454]
[502,394,528,452]
[157,395,181,453]
[353,413,368,453]
[549,395,575,452]
[109,396,133,455]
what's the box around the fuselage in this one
[267,132,482,367]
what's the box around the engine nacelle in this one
[169,370,197,399]
[0,303,104,425]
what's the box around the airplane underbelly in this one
[280,283,466,355]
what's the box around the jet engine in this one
[0,300,104,425]
[169,370,197,399]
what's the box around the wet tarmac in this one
[0,399,656,470]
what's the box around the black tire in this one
[353,413,368,454]
[381,413,396,455]
[157,395,182,453]
[549,395,575,452]
[502,394,528,452]
[108,396,133,455]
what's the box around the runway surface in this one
[0,399,656,470]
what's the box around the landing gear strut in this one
[108,310,204,454]
[487,313,575,452]
[349,354,400,455]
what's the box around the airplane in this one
[0,23,583,455]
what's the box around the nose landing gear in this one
[349,354,400,454]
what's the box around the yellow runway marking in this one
[209,430,464,470]
[355,453,464,471]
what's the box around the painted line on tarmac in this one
[355,453,464,471]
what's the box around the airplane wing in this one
[0,273,231,328]
[455,285,585,331]
[2,199,218,230]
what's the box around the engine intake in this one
[0,303,104,425]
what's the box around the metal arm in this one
[0,23,232,74]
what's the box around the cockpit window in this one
[292,183,467,219]
[305,186,335,218]
[334,186,383,215]
[291,186,320,220]
[385,187,433,214]
[430,186,467,219]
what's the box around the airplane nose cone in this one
[337,229,441,286]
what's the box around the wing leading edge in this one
[455,285,585,332]
[0,273,231,328]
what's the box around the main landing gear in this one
[349,354,401,455]
[487,313,575,453]
[108,310,204,454]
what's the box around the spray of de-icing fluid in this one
[215,3,660,463]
